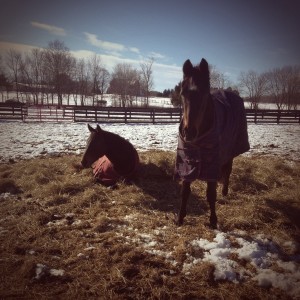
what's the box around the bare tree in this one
[6,49,22,100]
[75,58,89,106]
[239,70,268,109]
[266,66,300,110]
[99,67,110,101]
[19,48,46,105]
[209,65,232,90]
[108,63,139,107]
[266,67,286,110]
[0,55,10,101]
[284,65,300,110]
[88,53,102,105]
[44,40,72,106]
[140,57,154,106]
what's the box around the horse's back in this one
[108,131,140,176]
[212,90,250,164]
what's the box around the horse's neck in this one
[104,132,133,173]
[197,94,214,137]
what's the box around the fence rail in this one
[0,104,26,120]
[246,109,300,124]
[0,104,299,124]
[72,106,182,124]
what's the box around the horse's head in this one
[181,58,211,141]
[81,124,107,168]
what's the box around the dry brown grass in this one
[0,151,299,299]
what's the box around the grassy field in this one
[0,151,299,299]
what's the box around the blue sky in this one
[0,0,299,92]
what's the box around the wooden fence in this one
[0,103,26,120]
[72,106,182,124]
[0,103,299,124]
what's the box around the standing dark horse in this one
[81,124,139,186]
[174,58,250,227]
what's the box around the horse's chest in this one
[175,130,221,182]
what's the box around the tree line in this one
[0,39,299,109]
[0,40,154,107]
[239,66,300,110]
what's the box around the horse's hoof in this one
[175,216,184,226]
[210,222,218,229]
[222,187,228,196]
[176,219,183,226]
[210,216,218,229]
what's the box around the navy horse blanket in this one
[175,90,250,182]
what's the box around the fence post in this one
[277,110,280,124]
[21,106,24,121]
[254,110,257,124]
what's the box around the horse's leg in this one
[177,181,191,226]
[221,158,233,196]
[207,181,217,228]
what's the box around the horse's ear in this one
[199,59,209,75]
[199,58,209,77]
[183,59,193,77]
[88,124,95,132]
[96,124,102,133]
[199,58,210,89]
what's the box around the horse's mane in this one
[103,130,137,174]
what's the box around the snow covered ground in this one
[0,122,299,162]
[0,121,300,297]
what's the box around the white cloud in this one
[129,47,140,54]
[148,51,166,60]
[71,50,137,69]
[70,49,95,60]
[0,41,38,55]
[153,62,181,89]
[71,49,181,90]
[84,32,126,52]
[84,32,140,55]
[31,21,66,36]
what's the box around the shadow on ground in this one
[134,162,208,218]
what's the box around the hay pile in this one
[0,151,299,299]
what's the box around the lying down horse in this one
[174,58,250,227]
[81,124,139,186]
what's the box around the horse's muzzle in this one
[81,158,89,168]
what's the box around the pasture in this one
[0,151,299,299]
